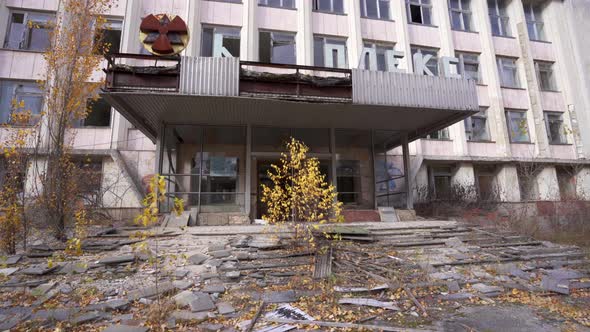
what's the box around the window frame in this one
[258,30,297,65]
[313,35,348,69]
[524,2,546,41]
[362,41,396,72]
[406,0,433,25]
[535,61,557,92]
[496,56,520,88]
[258,0,296,9]
[4,10,55,51]
[544,111,567,145]
[488,0,511,37]
[464,107,490,142]
[505,109,531,143]
[426,127,450,140]
[411,46,439,76]
[456,51,482,83]
[429,165,453,200]
[200,25,241,58]
[313,0,345,14]
[0,80,44,125]
[449,0,473,32]
[94,18,123,55]
[361,0,392,20]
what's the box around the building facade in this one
[1,0,589,223]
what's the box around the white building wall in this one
[1,0,590,207]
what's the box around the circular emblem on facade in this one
[140,14,189,56]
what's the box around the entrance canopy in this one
[101,54,479,146]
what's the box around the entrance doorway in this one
[254,157,332,220]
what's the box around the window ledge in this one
[476,83,488,87]
[468,140,496,143]
[540,89,561,93]
[501,86,527,91]
[549,143,572,146]
[492,34,515,39]
[361,16,395,22]
[510,141,534,145]
[313,10,347,16]
[258,4,296,10]
[422,138,452,142]
[451,29,479,34]
[0,47,44,53]
[530,39,551,44]
[408,22,438,28]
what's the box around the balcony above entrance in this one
[101,53,478,143]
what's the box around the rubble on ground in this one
[0,221,588,331]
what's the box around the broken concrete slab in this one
[127,282,176,301]
[171,310,208,323]
[208,243,227,252]
[173,290,199,307]
[87,299,131,312]
[103,325,148,332]
[98,254,135,265]
[430,272,464,280]
[540,276,570,295]
[165,211,190,228]
[21,264,59,275]
[202,284,225,294]
[225,271,240,279]
[173,280,193,290]
[57,261,89,274]
[31,307,80,321]
[0,268,19,276]
[441,292,475,301]
[72,311,103,325]
[174,269,189,279]
[338,298,400,310]
[472,283,503,295]
[334,284,390,293]
[263,290,297,303]
[217,302,235,315]
[0,255,22,265]
[189,292,216,312]
[209,249,232,258]
[188,253,209,265]
[546,268,586,280]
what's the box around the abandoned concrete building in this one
[1,0,590,224]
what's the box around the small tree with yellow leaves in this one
[261,138,343,246]
[0,102,35,254]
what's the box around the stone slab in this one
[98,255,135,265]
[188,253,209,265]
[103,325,149,332]
[217,302,235,315]
[189,292,215,312]
[171,310,208,323]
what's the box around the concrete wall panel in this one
[360,18,396,42]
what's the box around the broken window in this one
[259,31,296,65]
[506,110,530,143]
[314,0,344,14]
[314,36,348,68]
[361,0,391,20]
[4,10,54,51]
[74,97,111,127]
[411,46,439,76]
[0,80,43,124]
[449,0,473,31]
[456,52,481,83]
[407,0,432,25]
[535,61,557,91]
[94,19,122,55]
[556,166,576,200]
[259,0,295,9]
[362,42,398,71]
[497,56,520,88]
[544,112,567,145]
[524,2,545,41]
[474,165,496,201]
[488,0,511,37]
[430,166,453,200]
[201,26,241,58]
[426,127,450,140]
[464,107,490,141]
[517,165,538,201]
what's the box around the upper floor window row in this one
[0,80,43,124]
[258,0,295,9]
[4,11,54,51]
[407,0,433,25]
[449,0,473,32]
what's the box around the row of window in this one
[429,164,577,201]
[430,108,567,145]
[3,0,548,53]
[0,80,111,126]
